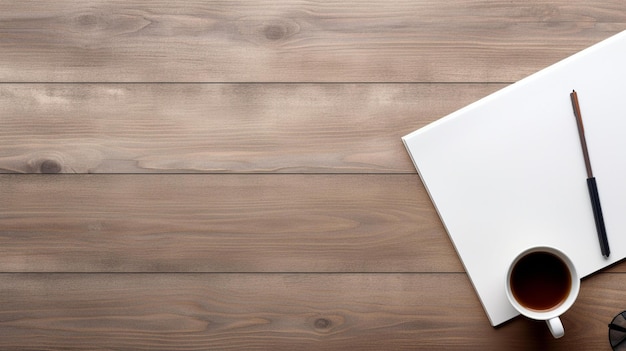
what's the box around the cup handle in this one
[546,317,564,338]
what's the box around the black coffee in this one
[510,251,571,311]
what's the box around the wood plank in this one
[0,272,619,350]
[0,1,624,82]
[0,174,461,272]
[4,173,625,273]
[0,83,503,174]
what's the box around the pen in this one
[570,90,610,258]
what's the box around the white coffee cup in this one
[505,246,580,338]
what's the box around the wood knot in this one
[264,25,286,40]
[68,11,150,38]
[73,13,108,32]
[314,318,331,329]
[40,159,62,174]
[233,16,300,45]
[77,14,99,26]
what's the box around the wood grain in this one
[0,272,618,350]
[0,174,460,273]
[3,1,626,349]
[0,1,624,82]
[0,83,502,174]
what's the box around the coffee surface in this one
[510,252,571,311]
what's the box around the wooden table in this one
[1,1,624,349]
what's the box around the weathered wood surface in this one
[0,273,618,350]
[0,83,501,174]
[1,1,626,350]
[0,1,624,82]
[0,174,460,273]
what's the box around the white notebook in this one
[402,30,626,326]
